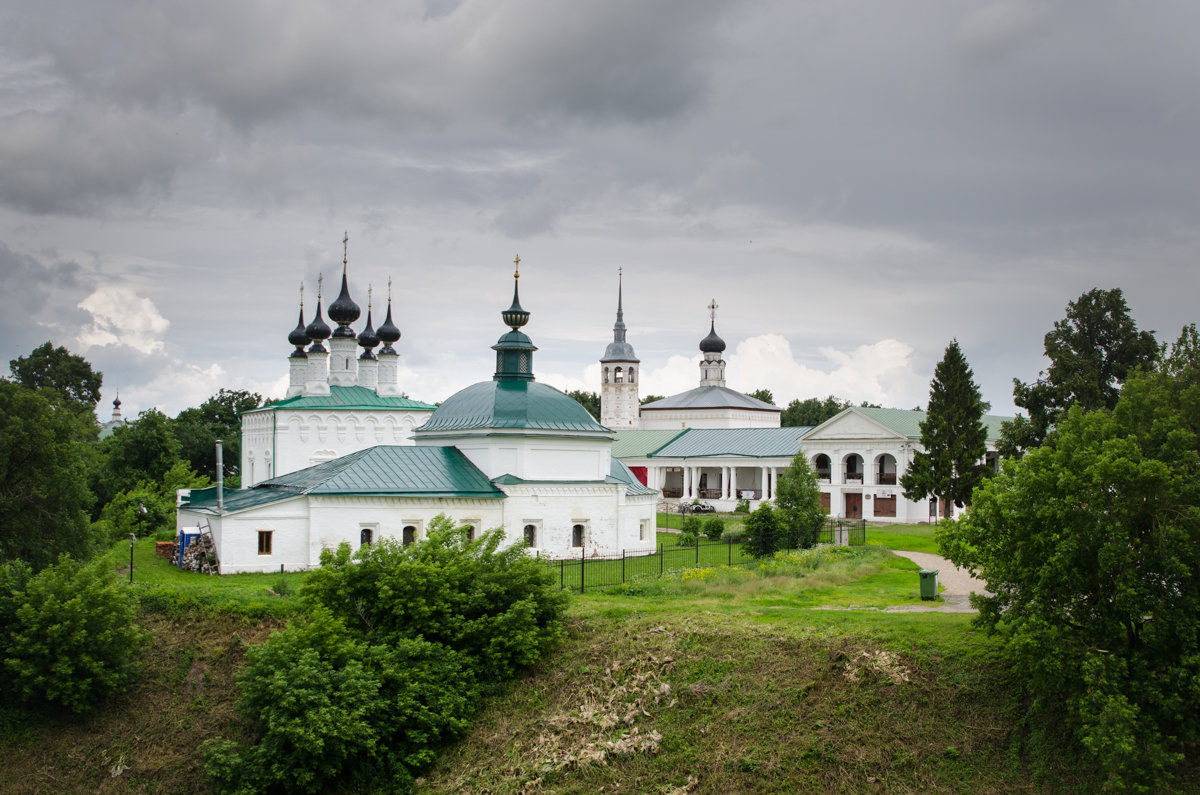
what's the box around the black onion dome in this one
[288,307,309,348]
[699,321,726,354]
[376,303,401,354]
[305,299,332,349]
[113,395,121,409]
[357,308,379,358]
[328,272,361,338]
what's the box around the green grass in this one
[102,538,307,617]
[865,523,941,553]
[419,549,1104,794]
[657,511,747,533]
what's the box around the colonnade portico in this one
[647,462,783,503]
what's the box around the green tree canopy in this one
[92,408,185,512]
[741,502,780,559]
[174,388,262,480]
[778,396,879,427]
[773,451,826,548]
[901,340,989,511]
[640,394,665,405]
[8,341,103,423]
[1003,287,1157,457]
[0,381,97,569]
[937,349,1200,788]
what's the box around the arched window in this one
[402,525,416,545]
[614,366,624,383]
[813,454,831,480]
[360,527,373,547]
[572,524,585,547]
[524,524,537,547]
[628,367,636,384]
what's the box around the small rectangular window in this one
[257,530,273,555]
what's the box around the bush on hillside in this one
[204,609,476,794]
[0,556,146,713]
[301,514,568,684]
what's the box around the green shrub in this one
[1,555,147,712]
[734,498,750,513]
[703,517,724,541]
[742,503,780,559]
[204,609,476,794]
[301,514,568,685]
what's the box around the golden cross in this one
[317,273,323,299]
[514,254,520,279]
[343,231,349,268]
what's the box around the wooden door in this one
[844,493,862,519]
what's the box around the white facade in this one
[639,406,781,431]
[241,401,434,486]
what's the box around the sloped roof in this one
[825,406,1007,441]
[180,445,503,515]
[417,379,610,435]
[640,386,781,413]
[245,385,436,413]
[611,429,687,458]
[651,427,809,459]
[488,458,657,497]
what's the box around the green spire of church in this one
[493,255,537,381]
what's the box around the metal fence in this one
[543,518,867,593]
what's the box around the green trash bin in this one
[919,569,939,600]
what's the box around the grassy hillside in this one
[5,535,1188,793]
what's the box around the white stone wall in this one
[639,408,780,430]
[419,434,613,483]
[241,408,433,487]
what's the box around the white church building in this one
[177,258,657,573]
[597,282,1005,522]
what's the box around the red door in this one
[844,493,862,519]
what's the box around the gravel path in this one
[886,550,991,614]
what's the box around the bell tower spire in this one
[600,267,640,429]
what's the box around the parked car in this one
[681,501,716,514]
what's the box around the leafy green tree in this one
[173,388,262,480]
[0,381,97,569]
[204,608,475,794]
[774,451,826,548]
[781,395,850,427]
[640,394,665,405]
[901,340,989,513]
[747,388,775,405]
[938,354,1200,789]
[94,461,210,543]
[1004,287,1157,457]
[301,515,568,684]
[741,502,780,558]
[8,341,103,417]
[1,555,146,712]
[679,515,701,545]
[565,390,601,421]
[92,408,184,512]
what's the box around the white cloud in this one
[130,362,226,415]
[76,286,170,355]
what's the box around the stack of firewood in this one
[180,534,219,574]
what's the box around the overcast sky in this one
[2,0,1197,420]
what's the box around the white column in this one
[731,467,739,499]
[770,467,778,500]
[682,467,691,498]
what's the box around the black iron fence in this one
[543,518,867,593]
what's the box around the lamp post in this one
[136,502,147,539]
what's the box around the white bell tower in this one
[599,269,640,430]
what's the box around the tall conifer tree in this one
[901,340,989,514]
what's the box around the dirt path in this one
[885,550,991,614]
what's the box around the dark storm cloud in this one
[0,241,94,360]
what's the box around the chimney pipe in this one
[216,439,224,510]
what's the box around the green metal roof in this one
[834,406,1008,441]
[488,458,656,497]
[416,380,611,435]
[650,427,810,459]
[180,445,503,515]
[611,429,687,458]
[245,385,437,413]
